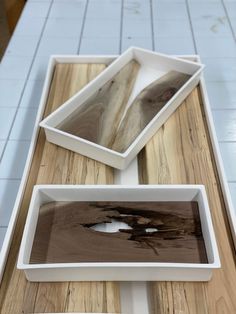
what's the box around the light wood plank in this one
[0,63,120,313]
[139,87,236,313]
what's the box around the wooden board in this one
[111,71,190,153]
[0,62,235,313]
[4,0,25,34]
[0,63,120,314]
[0,0,10,58]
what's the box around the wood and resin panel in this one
[30,201,208,264]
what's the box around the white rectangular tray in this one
[1,55,235,298]
[40,47,204,169]
[17,185,220,282]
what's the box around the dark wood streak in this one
[58,60,140,148]
[111,71,191,152]
[30,201,208,264]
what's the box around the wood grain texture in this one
[0,63,120,314]
[58,67,190,154]
[139,87,236,313]
[0,0,10,58]
[111,71,190,153]
[30,201,207,264]
[58,60,140,149]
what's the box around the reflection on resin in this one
[30,201,208,264]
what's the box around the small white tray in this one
[17,185,220,282]
[40,47,204,169]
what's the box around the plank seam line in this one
[77,0,89,54]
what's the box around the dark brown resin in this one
[30,201,208,264]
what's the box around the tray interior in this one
[56,60,191,153]
[30,200,207,264]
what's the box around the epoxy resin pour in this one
[30,201,208,264]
